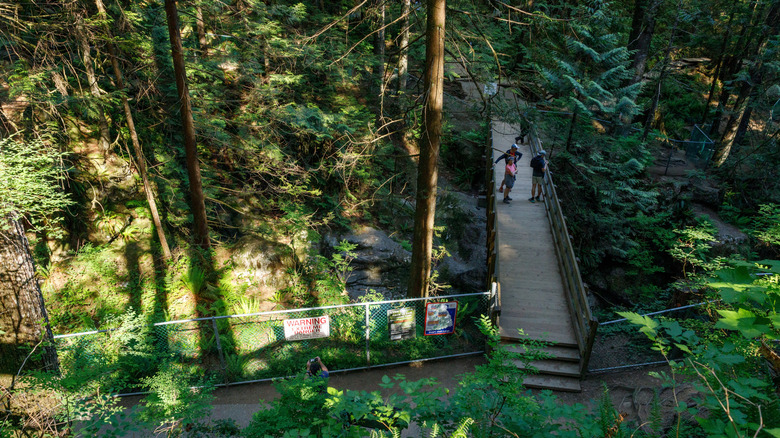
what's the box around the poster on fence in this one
[424,302,457,336]
[388,308,416,341]
[283,315,330,341]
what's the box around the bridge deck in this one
[492,121,577,347]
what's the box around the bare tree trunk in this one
[76,18,111,154]
[565,107,578,152]
[94,0,172,260]
[0,216,58,379]
[196,4,209,57]
[712,0,779,166]
[626,0,660,85]
[397,0,411,94]
[408,0,445,298]
[713,73,754,166]
[165,0,210,250]
[642,4,680,141]
[700,6,736,124]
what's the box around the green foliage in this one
[0,137,72,235]
[752,204,780,249]
[137,365,215,437]
[242,315,633,438]
[621,259,780,437]
[669,219,722,277]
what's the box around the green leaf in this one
[764,428,780,437]
[715,308,771,338]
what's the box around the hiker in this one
[306,356,329,378]
[502,157,517,204]
[529,150,547,203]
[495,142,522,193]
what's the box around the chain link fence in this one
[53,292,492,393]
[587,302,716,373]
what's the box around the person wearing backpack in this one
[495,141,523,193]
[528,150,547,203]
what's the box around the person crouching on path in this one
[502,157,517,204]
[529,150,547,203]
[495,141,522,193]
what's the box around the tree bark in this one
[711,0,780,166]
[626,0,660,85]
[397,0,411,94]
[196,4,209,57]
[643,4,680,141]
[95,0,172,260]
[408,0,445,298]
[76,17,111,154]
[0,216,58,378]
[700,6,736,125]
[165,0,210,250]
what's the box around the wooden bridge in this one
[486,121,597,392]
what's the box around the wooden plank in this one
[514,359,580,377]
[522,374,581,392]
[502,344,581,362]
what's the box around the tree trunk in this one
[76,18,111,154]
[408,0,445,298]
[711,0,779,166]
[375,0,386,120]
[196,4,209,57]
[712,72,755,166]
[626,0,660,85]
[708,0,768,137]
[165,0,210,250]
[95,0,172,260]
[700,6,736,124]
[397,0,411,94]
[565,107,578,151]
[0,216,58,379]
[643,4,680,140]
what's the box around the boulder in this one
[690,179,721,207]
[230,235,294,291]
[324,226,411,300]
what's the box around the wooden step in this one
[499,333,578,348]
[514,359,580,377]
[503,344,581,362]
[522,374,581,392]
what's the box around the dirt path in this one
[118,355,689,436]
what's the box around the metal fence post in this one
[212,317,228,384]
[365,303,370,367]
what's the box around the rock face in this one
[324,192,489,300]
[324,226,411,300]
[231,235,295,292]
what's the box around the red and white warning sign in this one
[283,315,330,341]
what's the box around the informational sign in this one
[424,302,458,336]
[283,315,330,341]
[388,308,416,341]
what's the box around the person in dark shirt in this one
[306,356,329,378]
[529,150,547,203]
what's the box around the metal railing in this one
[528,129,598,375]
[588,301,718,373]
[53,292,492,392]
[684,124,715,168]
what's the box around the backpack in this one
[530,156,544,170]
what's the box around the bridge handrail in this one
[529,130,598,375]
[485,124,500,323]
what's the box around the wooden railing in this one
[485,125,500,324]
[528,130,598,375]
